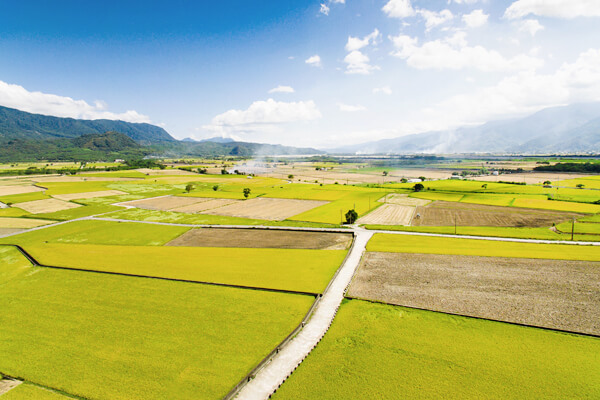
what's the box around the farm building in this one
[407,178,422,183]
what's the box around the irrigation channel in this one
[2,214,600,400]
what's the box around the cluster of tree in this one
[534,162,600,173]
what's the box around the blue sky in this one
[1,0,600,148]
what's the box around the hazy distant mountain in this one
[331,103,600,154]
[0,105,175,143]
[198,136,235,143]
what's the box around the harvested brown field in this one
[357,204,414,225]
[412,200,582,227]
[0,185,44,196]
[170,198,239,213]
[166,228,352,249]
[0,217,52,228]
[15,198,81,214]
[203,197,328,221]
[123,195,209,211]
[349,252,600,335]
[381,193,430,206]
[53,190,127,201]
[0,228,25,236]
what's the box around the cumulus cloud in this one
[419,9,453,30]
[344,51,380,75]
[268,85,295,94]
[462,9,489,28]
[389,32,544,71]
[373,86,393,95]
[451,0,480,4]
[382,0,415,19]
[319,3,330,15]
[505,0,600,19]
[430,48,600,126]
[338,103,366,112]
[204,98,321,135]
[346,29,380,52]
[519,19,544,36]
[0,80,150,123]
[305,54,322,67]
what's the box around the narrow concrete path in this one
[235,231,373,400]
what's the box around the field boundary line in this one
[344,296,600,339]
[2,244,319,297]
[0,372,87,400]
[222,232,356,400]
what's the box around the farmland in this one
[0,247,314,400]
[348,252,600,335]
[273,299,600,399]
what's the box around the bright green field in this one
[0,247,313,400]
[19,243,346,293]
[0,191,49,204]
[274,299,600,400]
[556,221,600,235]
[2,220,190,246]
[0,384,72,400]
[368,233,600,261]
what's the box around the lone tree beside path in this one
[345,209,358,224]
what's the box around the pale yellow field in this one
[171,198,239,213]
[0,185,45,196]
[0,217,53,228]
[381,193,430,206]
[135,168,197,176]
[357,204,415,225]
[123,195,208,211]
[204,197,328,221]
[473,173,593,185]
[52,190,127,201]
[15,199,81,214]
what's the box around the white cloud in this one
[345,29,380,52]
[451,0,480,4]
[344,50,380,74]
[505,0,600,19]
[382,0,415,19]
[430,48,600,126]
[0,80,150,123]
[205,99,321,134]
[462,9,489,28]
[390,32,544,71]
[268,85,295,94]
[305,54,322,67]
[373,86,393,95]
[331,0,345,3]
[519,19,544,36]
[338,103,366,112]
[419,9,453,30]
[320,3,330,15]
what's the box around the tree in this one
[481,184,487,189]
[419,176,426,181]
[413,183,425,192]
[345,209,358,224]
[243,188,251,198]
[185,183,195,193]
[212,185,219,191]
[288,174,294,179]
[383,171,388,176]
[221,169,228,175]
[543,180,551,185]
[576,183,585,189]
[400,178,408,183]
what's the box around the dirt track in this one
[349,252,600,335]
[166,228,352,250]
[412,200,582,227]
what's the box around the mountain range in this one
[331,103,600,154]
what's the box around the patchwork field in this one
[0,185,44,196]
[356,204,414,225]
[14,198,81,214]
[349,252,600,335]
[273,300,600,399]
[122,195,209,210]
[166,228,352,250]
[412,201,581,227]
[382,193,430,206]
[205,197,328,221]
[52,189,126,201]
[0,246,313,400]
